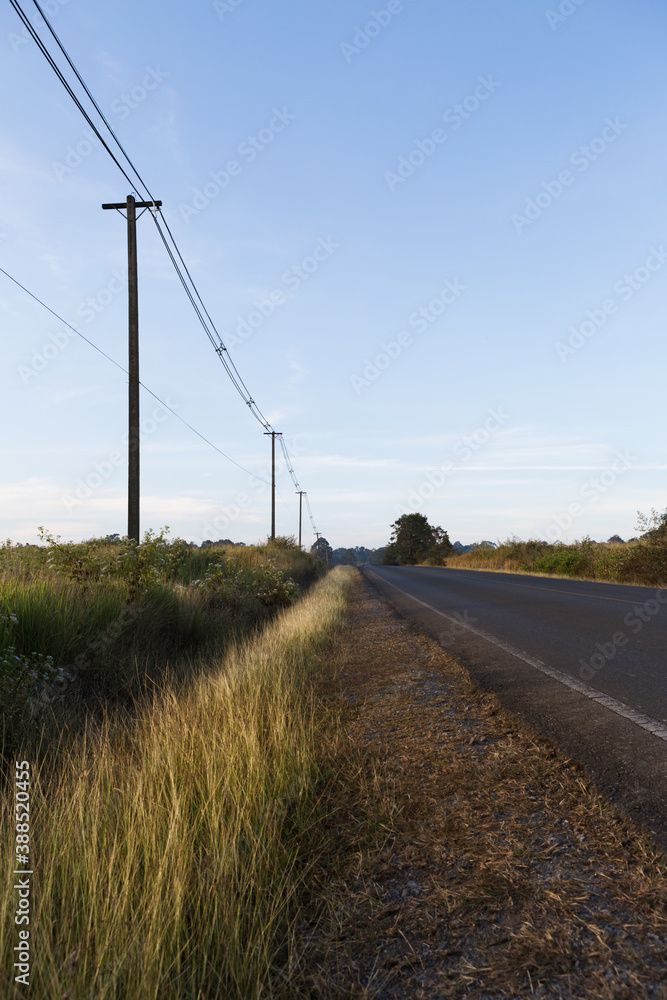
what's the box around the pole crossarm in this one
[102,201,162,210]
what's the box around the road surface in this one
[363,565,667,849]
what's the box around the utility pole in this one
[296,491,306,549]
[264,430,282,540]
[102,194,161,544]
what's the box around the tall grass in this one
[0,566,356,999]
[445,536,667,587]
[0,535,325,768]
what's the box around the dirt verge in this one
[305,573,667,999]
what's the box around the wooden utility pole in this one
[264,430,282,540]
[296,491,306,549]
[102,195,161,543]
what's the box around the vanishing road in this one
[364,565,667,848]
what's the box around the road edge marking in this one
[367,569,667,745]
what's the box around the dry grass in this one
[444,537,667,588]
[0,537,325,767]
[0,566,356,1000]
[4,565,666,998]
[303,574,667,999]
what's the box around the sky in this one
[1,0,666,550]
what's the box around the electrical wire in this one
[279,437,319,536]
[8,0,320,532]
[28,0,154,200]
[17,0,269,426]
[11,0,268,426]
[8,0,141,195]
[0,265,271,485]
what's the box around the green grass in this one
[0,566,357,999]
[0,533,326,769]
[0,575,125,661]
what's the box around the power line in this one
[0,266,271,485]
[7,0,320,534]
[14,0,271,427]
[150,213,272,429]
[10,1,266,421]
[304,493,319,537]
[28,0,153,200]
[8,0,141,195]
[279,437,319,536]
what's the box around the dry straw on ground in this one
[304,574,667,999]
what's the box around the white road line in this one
[369,570,667,745]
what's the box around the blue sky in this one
[1,0,666,549]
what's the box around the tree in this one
[383,513,452,566]
[268,534,298,549]
[381,542,400,565]
[637,508,667,541]
[310,536,333,564]
[337,548,357,565]
[330,546,386,566]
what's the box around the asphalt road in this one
[363,565,667,849]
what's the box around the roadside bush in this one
[446,513,667,587]
[0,531,323,769]
[38,526,189,597]
[193,558,300,609]
[0,611,62,716]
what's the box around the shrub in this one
[0,532,322,768]
[194,559,299,608]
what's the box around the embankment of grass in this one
[0,565,357,1000]
[442,537,667,587]
[0,535,325,768]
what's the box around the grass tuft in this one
[1,566,356,999]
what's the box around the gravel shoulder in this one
[305,573,667,999]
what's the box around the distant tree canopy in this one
[382,513,453,566]
[331,546,385,566]
[310,536,333,564]
[637,508,667,541]
[337,548,357,565]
